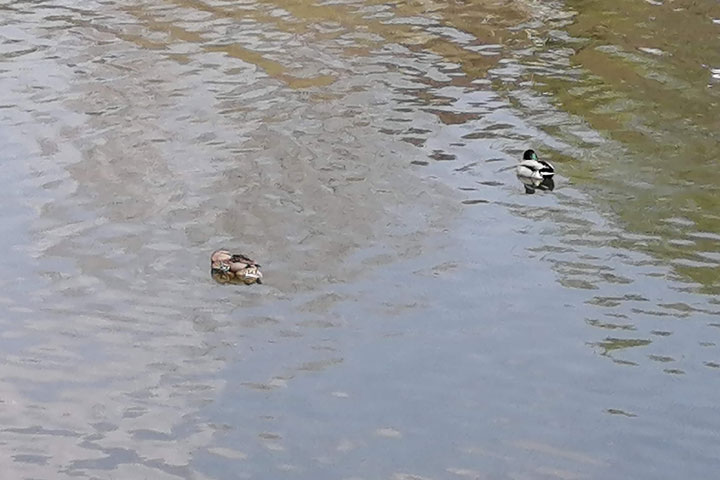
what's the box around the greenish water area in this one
[501,0,720,294]
[1,0,719,479]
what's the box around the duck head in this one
[210,249,232,272]
[523,149,538,161]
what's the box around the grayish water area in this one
[1,0,719,479]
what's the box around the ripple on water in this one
[1,0,720,479]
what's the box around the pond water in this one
[1,0,719,479]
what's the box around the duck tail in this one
[539,176,555,191]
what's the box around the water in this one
[1,0,719,478]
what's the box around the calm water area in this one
[1,0,720,478]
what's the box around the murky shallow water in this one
[1,0,719,478]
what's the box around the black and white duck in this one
[516,149,555,194]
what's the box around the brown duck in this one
[210,249,263,285]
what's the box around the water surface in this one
[1,0,719,479]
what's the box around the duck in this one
[210,249,263,285]
[516,149,555,194]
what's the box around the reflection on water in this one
[1,0,719,479]
[501,0,720,294]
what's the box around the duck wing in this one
[519,159,553,173]
[230,253,259,268]
[517,160,544,181]
[537,159,554,176]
